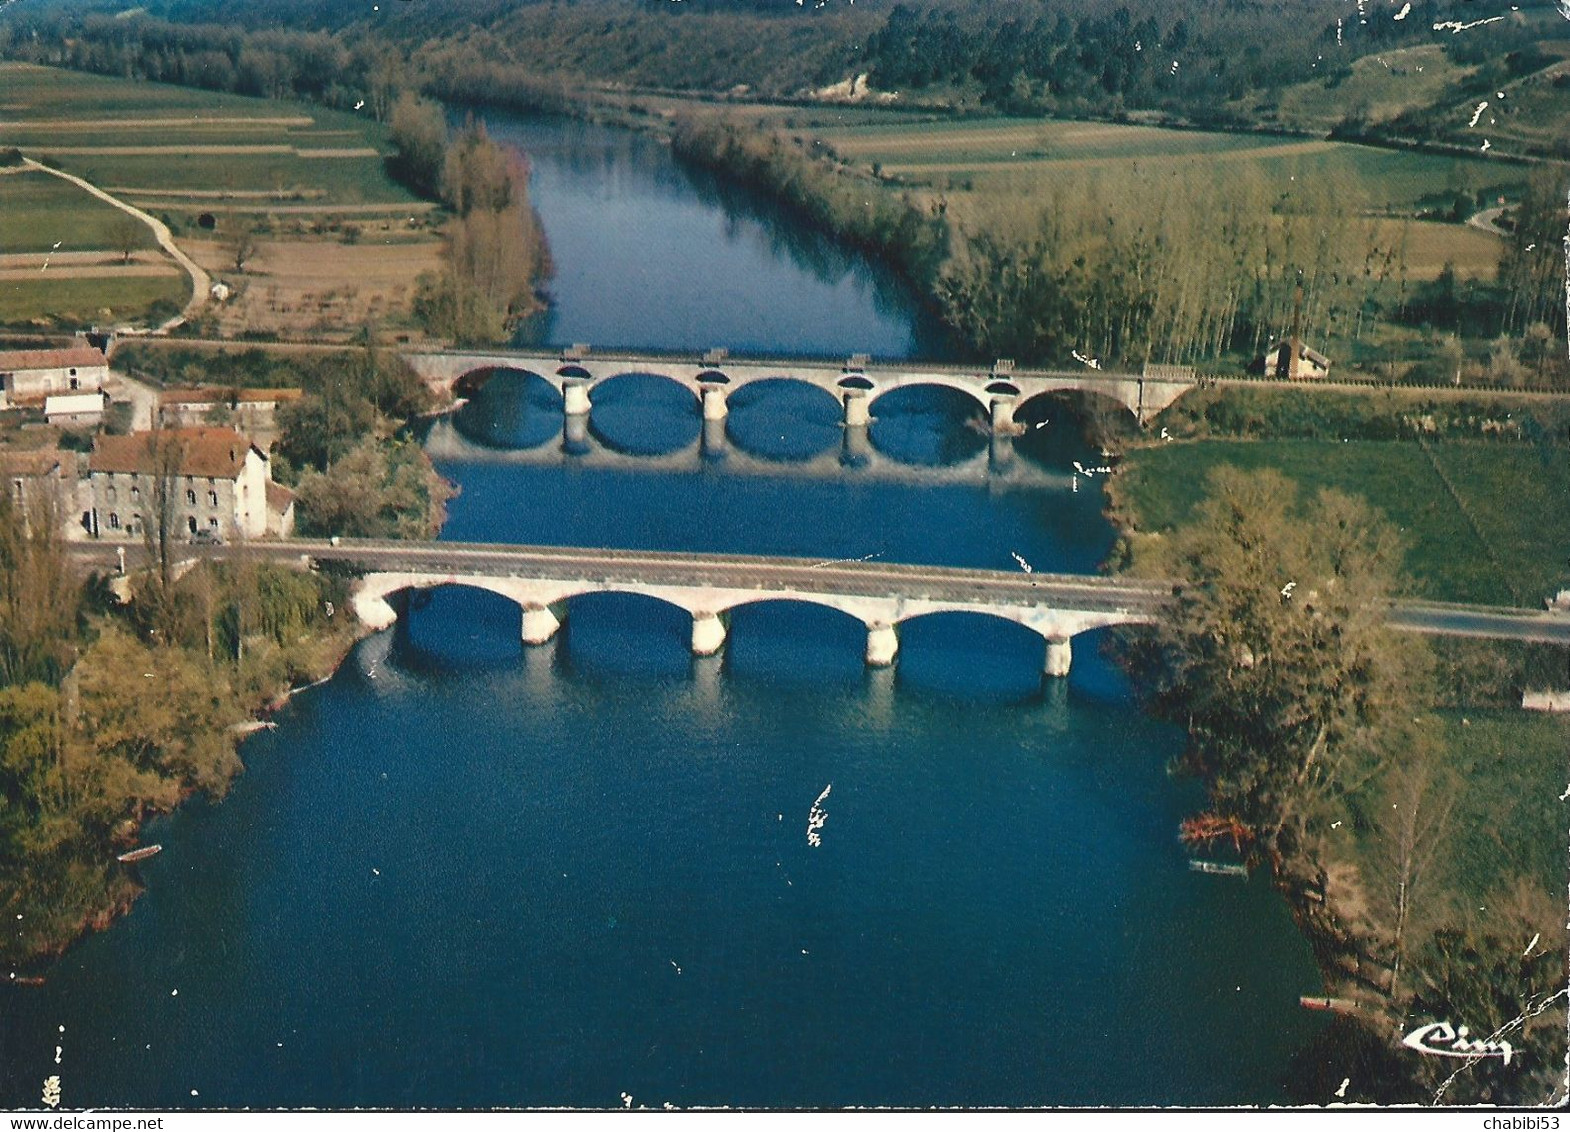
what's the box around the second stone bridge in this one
[401,349,1198,431]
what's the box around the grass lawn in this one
[0,273,189,328]
[0,170,158,255]
[1112,438,1569,606]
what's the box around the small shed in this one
[45,390,111,428]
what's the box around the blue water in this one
[0,109,1327,1110]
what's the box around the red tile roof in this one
[0,346,108,372]
[0,449,63,478]
[89,428,261,479]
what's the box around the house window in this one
[108,513,120,530]
[130,485,140,501]
[208,517,219,529]
[186,489,197,505]
[207,491,218,507]
[68,368,77,377]
[69,378,79,391]
[106,486,117,503]
[187,516,197,535]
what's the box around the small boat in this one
[1300,995,1357,1014]
[116,844,163,864]
[11,975,45,987]
[1188,859,1248,877]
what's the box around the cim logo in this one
[1401,1020,1515,1066]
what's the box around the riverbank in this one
[1099,420,1570,1105]
[1,563,369,972]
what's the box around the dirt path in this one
[22,157,209,333]
[1466,205,1510,237]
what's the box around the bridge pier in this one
[865,621,899,667]
[990,395,1023,436]
[988,430,1015,473]
[843,390,871,429]
[521,603,563,646]
[702,416,727,461]
[691,611,727,657]
[562,410,591,454]
[700,384,729,422]
[842,423,872,468]
[562,378,592,417]
[1044,636,1072,678]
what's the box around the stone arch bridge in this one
[400,349,1197,432]
[343,540,1168,676]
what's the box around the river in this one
[0,112,1327,1109]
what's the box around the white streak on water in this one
[807,783,832,848]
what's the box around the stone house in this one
[1254,339,1331,380]
[0,346,110,408]
[86,427,290,541]
[158,387,303,435]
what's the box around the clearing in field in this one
[184,234,443,340]
[1268,44,1476,131]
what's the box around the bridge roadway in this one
[68,538,1570,675]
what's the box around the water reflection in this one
[723,379,842,462]
[584,373,703,456]
[868,386,989,466]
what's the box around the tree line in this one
[389,101,554,346]
[1136,465,1567,1106]
[0,485,355,966]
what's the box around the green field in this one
[0,169,158,254]
[38,152,412,206]
[0,63,417,211]
[0,274,188,328]
[1113,438,1570,606]
[811,113,1526,211]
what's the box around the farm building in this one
[86,426,291,542]
[0,346,110,408]
[45,391,111,428]
[1254,339,1331,380]
[159,387,303,435]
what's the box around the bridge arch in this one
[452,364,560,400]
[1016,386,1140,433]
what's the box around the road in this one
[67,538,1570,643]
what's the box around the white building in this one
[0,346,110,408]
[86,426,291,541]
[45,391,111,428]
